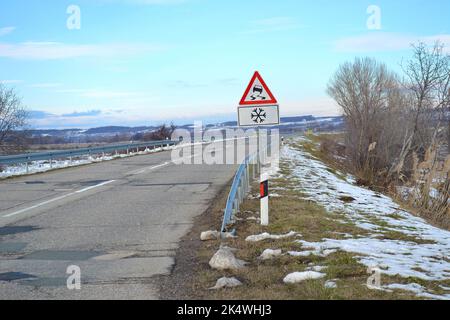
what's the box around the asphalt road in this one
[0,142,238,299]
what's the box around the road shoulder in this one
[156,177,232,299]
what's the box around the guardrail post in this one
[246,163,250,192]
[69,156,72,166]
[26,161,29,174]
[50,158,53,169]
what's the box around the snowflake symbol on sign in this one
[251,108,267,124]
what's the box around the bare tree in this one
[388,41,450,179]
[0,84,28,154]
[327,57,407,183]
[143,123,176,141]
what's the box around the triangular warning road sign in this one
[239,71,278,106]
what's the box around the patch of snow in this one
[325,280,337,289]
[270,193,282,198]
[0,145,175,179]
[245,231,300,242]
[384,283,450,300]
[283,271,326,284]
[288,248,336,258]
[210,277,243,290]
[310,266,327,272]
[259,249,282,260]
[288,250,315,257]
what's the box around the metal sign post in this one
[237,71,279,227]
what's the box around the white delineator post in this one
[260,172,269,226]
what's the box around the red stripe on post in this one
[260,180,269,199]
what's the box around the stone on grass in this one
[325,280,337,289]
[200,231,236,241]
[283,271,326,284]
[200,231,220,241]
[209,277,243,290]
[209,247,246,271]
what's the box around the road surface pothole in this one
[0,272,36,282]
[20,250,101,261]
[0,226,40,236]
[24,181,46,185]
[21,277,68,287]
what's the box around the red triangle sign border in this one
[239,71,278,106]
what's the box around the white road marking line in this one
[131,162,171,175]
[75,180,116,193]
[2,194,73,218]
[130,153,197,175]
[2,180,116,218]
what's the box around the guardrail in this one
[221,145,269,233]
[0,140,176,173]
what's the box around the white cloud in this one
[242,17,301,34]
[54,88,149,99]
[0,79,23,84]
[334,32,450,53]
[0,42,167,60]
[283,97,340,117]
[0,27,15,37]
[30,83,62,88]
[99,0,187,5]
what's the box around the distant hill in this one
[84,126,157,135]
[25,115,344,141]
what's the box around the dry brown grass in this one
[407,147,450,229]
[307,133,450,231]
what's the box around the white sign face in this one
[238,105,280,127]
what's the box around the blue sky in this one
[1,0,449,129]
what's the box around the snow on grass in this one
[283,271,326,284]
[288,248,337,258]
[259,249,283,260]
[325,280,337,289]
[281,137,450,298]
[245,231,300,242]
[384,283,450,300]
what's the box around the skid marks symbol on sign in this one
[251,108,267,124]
[250,85,266,101]
[239,71,277,105]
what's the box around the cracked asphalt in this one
[0,142,238,299]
